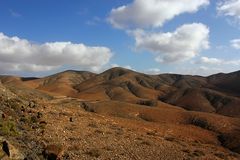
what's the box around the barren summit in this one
[0,68,240,159]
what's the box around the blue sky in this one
[0,0,240,76]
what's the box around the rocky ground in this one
[0,69,240,159]
[0,94,240,159]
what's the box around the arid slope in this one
[11,67,239,117]
[0,68,240,159]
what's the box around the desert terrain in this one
[0,67,240,159]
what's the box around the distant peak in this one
[100,67,136,80]
[208,70,240,78]
[56,70,95,75]
[105,67,135,73]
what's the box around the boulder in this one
[0,139,25,160]
[43,144,64,160]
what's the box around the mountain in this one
[158,71,240,117]
[8,67,238,117]
[1,68,240,117]
[24,70,96,96]
[1,68,240,159]
[208,71,240,96]
[1,68,240,118]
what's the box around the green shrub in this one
[0,120,19,136]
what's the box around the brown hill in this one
[158,72,240,117]
[27,70,95,95]
[73,67,163,102]
[1,67,239,117]
[1,68,240,159]
[208,71,240,96]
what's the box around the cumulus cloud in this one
[132,23,209,63]
[108,0,209,29]
[230,39,240,49]
[217,0,240,20]
[0,33,112,73]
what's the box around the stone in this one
[0,140,25,160]
[43,144,64,160]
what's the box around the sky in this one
[0,0,240,77]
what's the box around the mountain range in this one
[0,68,240,159]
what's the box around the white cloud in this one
[145,68,161,75]
[108,0,209,29]
[177,64,240,76]
[197,57,223,65]
[177,66,222,76]
[230,39,240,49]
[108,1,211,67]
[196,56,240,65]
[188,56,240,76]
[0,63,58,72]
[0,33,113,73]
[132,23,209,63]
[217,0,240,20]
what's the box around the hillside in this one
[9,67,239,118]
[0,68,240,159]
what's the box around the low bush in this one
[0,120,19,136]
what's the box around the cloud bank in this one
[0,33,112,73]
